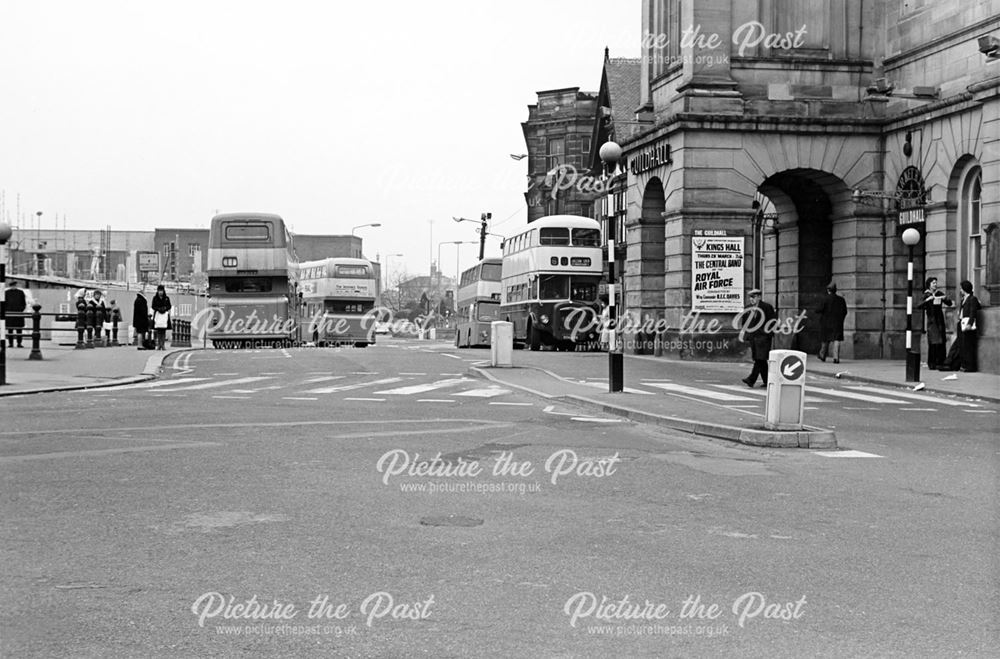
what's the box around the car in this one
[373,321,391,335]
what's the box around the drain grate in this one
[419,515,483,527]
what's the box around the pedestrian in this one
[740,288,776,387]
[75,289,88,344]
[815,282,848,364]
[4,280,27,348]
[916,276,953,370]
[151,284,172,350]
[956,280,981,372]
[133,292,150,349]
[91,290,108,347]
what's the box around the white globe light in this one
[599,141,623,165]
[901,227,921,246]
[0,222,12,243]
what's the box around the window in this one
[225,224,270,241]
[539,228,570,246]
[334,265,370,278]
[224,278,273,293]
[188,243,201,257]
[539,275,569,299]
[570,280,598,302]
[546,137,565,171]
[480,263,502,281]
[476,302,501,321]
[325,300,374,314]
[969,171,983,291]
[572,228,600,247]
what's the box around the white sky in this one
[0,0,639,279]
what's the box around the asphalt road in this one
[1,338,997,657]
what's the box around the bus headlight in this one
[539,314,549,325]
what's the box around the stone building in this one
[603,0,1000,372]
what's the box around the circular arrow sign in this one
[780,355,805,381]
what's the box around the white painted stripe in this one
[301,375,345,384]
[305,377,404,394]
[640,379,673,382]
[282,397,318,401]
[714,384,829,404]
[454,388,511,398]
[814,450,884,458]
[645,382,757,402]
[899,408,938,412]
[965,410,997,414]
[441,353,463,360]
[571,417,624,423]
[843,407,879,410]
[343,397,386,402]
[212,395,250,400]
[158,376,273,391]
[490,402,533,406]
[212,372,240,376]
[259,372,285,375]
[578,381,655,395]
[811,388,906,404]
[398,372,426,375]
[845,385,980,407]
[375,378,472,395]
[94,377,209,391]
[350,371,379,375]
[417,399,455,403]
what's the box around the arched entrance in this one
[758,169,852,355]
[625,177,666,322]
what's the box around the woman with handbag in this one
[151,285,172,350]
[916,276,953,370]
[956,280,981,372]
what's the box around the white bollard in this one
[491,321,513,368]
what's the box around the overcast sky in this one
[0,0,638,279]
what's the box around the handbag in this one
[154,311,170,329]
[960,316,976,332]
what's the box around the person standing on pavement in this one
[956,280,981,372]
[91,290,108,347]
[815,282,848,364]
[740,288,776,388]
[917,276,953,370]
[133,292,150,349]
[4,280,27,348]
[151,285,172,350]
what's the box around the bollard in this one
[29,304,42,360]
[490,321,513,367]
[764,350,807,431]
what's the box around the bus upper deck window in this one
[539,228,570,245]
[572,228,600,247]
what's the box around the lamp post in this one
[600,141,624,393]
[0,221,12,385]
[902,227,922,382]
[351,222,381,236]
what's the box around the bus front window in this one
[477,302,501,321]
[539,275,569,299]
[570,281,597,302]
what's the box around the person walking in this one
[133,292,150,349]
[916,276,953,370]
[815,282,848,363]
[4,280,27,348]
[151,285,172,350]
[740,288,776,387]
[956,280,981,372]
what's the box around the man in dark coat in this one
[133,293,150,349]
[815,282,848,364]
[740,288,776,387]
[4,281,27,348]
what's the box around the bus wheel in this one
[528,322,541,351]
[355,342,369,348]
[454,331,461,348]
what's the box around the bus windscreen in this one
[224,278,274,293]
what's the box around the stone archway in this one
[625,177,667,322]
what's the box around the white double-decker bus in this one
[299,257,378,347]
[500,215,603,351]
[454,257,502,348]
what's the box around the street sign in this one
[780,354,805,382]
[138,251,160,272]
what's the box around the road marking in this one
[302,375,345,383]
[640,378,673,382]
[645,382,756,402]
[571,417,624,423]
[212,372,240,376]
[441,353,463,360]
[0,442,221,463]
[454,388,511,398]
[417,399,455,403]
[158,376,273,391]
[490,402,533,406]
[350,371,379,375]
[399,372,426,375]
[375,378,472,395]
[212,395,251,399]
[845,385,980,407]
[578,381,655,395]
[814,450,884,458]
[811,389,906,404]
[280,349,291,358]
[899,407,938,412]
[94,377,209,391]
[965,410,997,414]
[259,372,285,375]
[282,397,318,401]
[842,407,879,410]
[305,377,404,394]
[343,397,386,402]
[713,385,829,404]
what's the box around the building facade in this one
[604,0,999,372]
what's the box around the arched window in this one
[961,166,984,293]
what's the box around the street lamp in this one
[0,221,12,385]
[902,227,922,382]
[351,223,382,236]
[600,141,624,393]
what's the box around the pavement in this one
[2,338,997,450]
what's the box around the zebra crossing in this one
[84,372,516,405]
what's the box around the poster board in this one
[691,230,744,312]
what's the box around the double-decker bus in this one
[205,212,300,348]
[500,215,603,351]
[454,257,502,348]
[299,257,378,347]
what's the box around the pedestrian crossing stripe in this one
[305,377,404,394]
[157,376,273,391]
[844,385,979,407]
[453,388,511,398]
[643,382,756,402]
[805,388,905,404]
[578,381,655,395]
[374,378,473,395]
[814,450,884,458]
